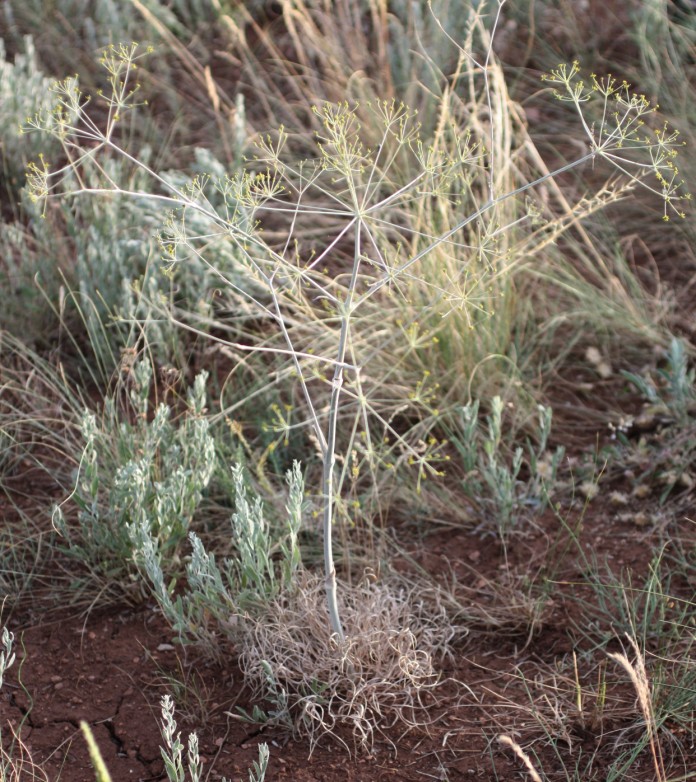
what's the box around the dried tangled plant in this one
[238,572,458,752]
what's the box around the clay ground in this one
[2,419,694,782]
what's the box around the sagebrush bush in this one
[53,360,215,596]
[133,460,305,648]
[0,37,60,183]
[447,395,564,534]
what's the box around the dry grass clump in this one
[609,635,667,782]
[238,572,456,752]
[0,726,50,782]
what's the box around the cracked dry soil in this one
[2,496,692,782]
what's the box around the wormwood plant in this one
[0,625,19,781]
[25,6,689,642]
[449,395,564,533]
[133,461,304,649]
[0,626,15,693]
[622,337,696,426]
[602,337,696,507]
[0,37,61,188]
[80,696,270,782]
[159,695,269,782]
[52,360,215,596]
[0,625,49,782]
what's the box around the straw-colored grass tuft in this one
[239,572,455,752]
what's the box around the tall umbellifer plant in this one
[25,4,689,640]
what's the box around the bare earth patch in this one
[2,478,692,781]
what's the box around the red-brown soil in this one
[2,478,693,781]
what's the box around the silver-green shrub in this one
[0,627,15,691]
[159,694,269,782]
[450,395,564,533]
[53,361,216,591]
[132,461,305,649]
[0,37,60,178]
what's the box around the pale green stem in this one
[321,217,364,642]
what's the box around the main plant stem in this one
[321,218,364,643]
